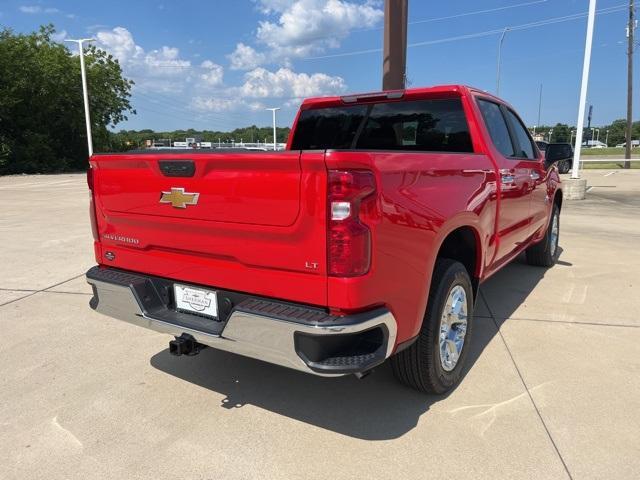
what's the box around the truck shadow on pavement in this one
[151,250,566,440]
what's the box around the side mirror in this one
[545,143,573,167]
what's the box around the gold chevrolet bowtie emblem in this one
[160,187,200,209]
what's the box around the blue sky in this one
[1,0,637,131]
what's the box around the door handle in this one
[500,173,515,185]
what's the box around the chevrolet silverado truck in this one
[86,85,565,393]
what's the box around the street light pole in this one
[605,129,610,146]
[496,27,510,96]
[382,0,408,90]
[65,38,96,157]
[537,83,543,126]
[625,0,635,168]
[571,0,597,179]
[266,107,280,151]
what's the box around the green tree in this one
[0,25,134,173]
[550,123,570,143]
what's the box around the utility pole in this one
[266,108,280,151]
[382,0,408,90]
[537,83,543,126]
[571,0,597,180]
[496,28,510,96]
[65,38,96,157]
[625,0,635,168]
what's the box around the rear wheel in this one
[391,259,473,394]
[526,204,560,267]
[558,159,571,174]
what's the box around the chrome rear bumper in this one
[86,267,397,376]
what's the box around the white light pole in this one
[605,129,610,146]
[65,38,96,157]
[496,27,510,96]
[571,0,597,179]
[266,107,280,151]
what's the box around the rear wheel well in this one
[435,227,480,300]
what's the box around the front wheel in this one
[526,204,560,267]
[391,259,474,394]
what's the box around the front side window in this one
[291,98,473,153]
[477,99,514,157]
[506,110,536,159]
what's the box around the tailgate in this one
[90,151,328,306]
[95,151,300,226]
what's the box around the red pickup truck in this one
[86,85,564,393]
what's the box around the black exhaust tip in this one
[169,333,199,356]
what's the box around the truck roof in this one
[300,84,504,109]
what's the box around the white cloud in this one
[51,29,67,43]
[255,0,383,61]
[254,0,295,14]
[199,60,224,86]
[228,43,266,71]
[192,67,345,113]
[95,27,195,92]
[191,97,265,113]
[19,5,60,14]
[91,25,347,120]
[238,67,346,100]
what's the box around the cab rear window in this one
[291,98,473,153]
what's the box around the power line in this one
[409,0,549,26]
[305,4,628,60]
[134,90,251,122]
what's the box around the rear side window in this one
[506,110,535,159]
[291,98,473,152]
[477,99,514,157]
[291,105,367,150]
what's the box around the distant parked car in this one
[616,140,640,148]
[536,141,572,174]
[583,140,607,148]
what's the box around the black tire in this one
[391,259,474,394]
[525,204,560,267]
[558,159,571,174]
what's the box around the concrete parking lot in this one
[1,170,638,479]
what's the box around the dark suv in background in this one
[536,141,572,173]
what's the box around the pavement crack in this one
[0,273,85,308]
[496,316,640,329]
[480,290,574,480]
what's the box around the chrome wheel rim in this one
[439,285,468,372]
[550,212,559,256]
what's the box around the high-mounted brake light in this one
[341,90,404,103]
[327,170,376,277]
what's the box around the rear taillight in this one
[87,166,98,241]
[327,170,376,277]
